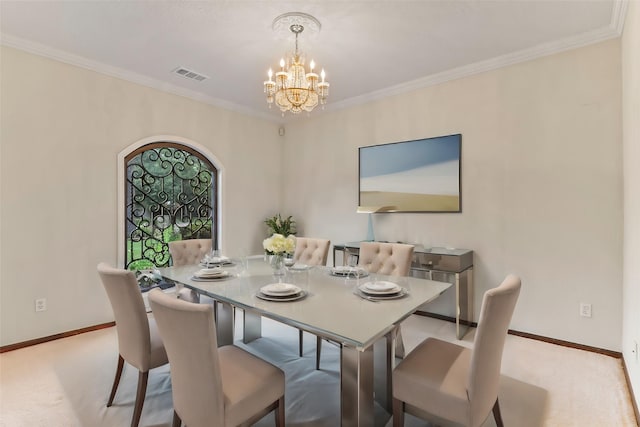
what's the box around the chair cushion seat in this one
[219,345,285,426]
[393,337,471,425]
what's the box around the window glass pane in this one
[125,144,216,269]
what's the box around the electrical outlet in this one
[579,303,592,318]
[35,298,47,312]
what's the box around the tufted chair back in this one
[293,237,331,266]
[168,239,212,266]
[358,242,414,276]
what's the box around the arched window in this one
[123,142,218,269]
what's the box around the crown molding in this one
[611,0,629,36]
[0,33,278,123]
[327,22,623,113]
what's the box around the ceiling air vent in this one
[172,67,208,82]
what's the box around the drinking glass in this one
[284,252,295,267]
[289,268,309,293]
[235,253,249,277]
[369,272,379,285]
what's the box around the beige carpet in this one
[0,314,636,427]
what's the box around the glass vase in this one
[270,253,286,276]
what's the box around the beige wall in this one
[0,47,282,346]
[0,38,626,353]
[283,39,623,351]
[622,0,640,410]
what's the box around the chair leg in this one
[392,398,404,427]
[299,329,304,357]
[275,396,285,427]
[107,355,125,407]
[131,371,149,427]
[172,410,182,427]
[493,398,504,427]
[315,336,322,370]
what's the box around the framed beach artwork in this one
[358,134,461,213]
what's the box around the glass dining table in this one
[158,257,451,427]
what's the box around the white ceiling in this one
[0,1,626,123]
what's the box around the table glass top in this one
[159,257,450,349]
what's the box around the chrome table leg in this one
[214,301,234,346]
[341,344,375,426]
[243,311,262,343]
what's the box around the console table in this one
[333,242,474,339]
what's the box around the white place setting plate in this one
[255,291,307,302]
[256,283,307,302]
[354,286,409,301]
[330,266,368,278]
[191,268,231,281]
[360,281,401,295]
[260,283,301,297]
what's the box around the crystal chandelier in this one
[263,13,329,114]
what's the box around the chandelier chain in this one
[294,27,300,56]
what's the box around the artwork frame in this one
[358,134,462,213]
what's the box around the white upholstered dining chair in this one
[168,238,213,303]
[392,275,521,427]
[357,241,414,277]
[291,237,331,357]
[148,289,285,427]
[167,238,212,266]
[97,262,169,427]
[316,241,415,369]
[293,237,331,266]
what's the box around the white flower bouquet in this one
[263,233,296,255]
